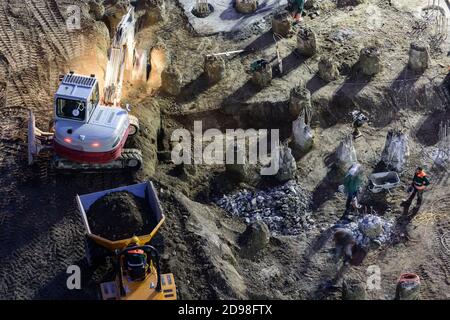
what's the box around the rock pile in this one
[337,0,365,7]
[297,26,317,57]
[235,0,258,14]
[239,221,271,258]
[204,55,225,85]
[161,66,182,96]
[408,41,430,73]
[216,181,313,235]
[335,214,393,248]
[358,46,382,76]
[318,56,340,82]
[274,146,297,182]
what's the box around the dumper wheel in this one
[85,237,108,268]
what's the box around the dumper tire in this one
[85,237,108,268]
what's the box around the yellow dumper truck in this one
[76,181,176,300]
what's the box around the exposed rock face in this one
[343,278,367,300]
[225,142,261,185]
[134,0,166,29]
[171,192,247,299]
[358,46,382,76]
[381,129,409,172]
[161,66,182,96]
[337,0,365,7]
[226,161,260,184]
[235,0,258,14]
[289,85,312,119]
[89,1,105,20]
[251,63,272,87]
[272,12,292,38]
[239,221,270,258]
[297,26,318,57]
[204,55,225,85]
[408,41,430,73]
[274,146,297,182]
[318,56,340,82]
[102,2,128,33]
[304,0,318,10]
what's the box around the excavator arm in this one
[103,7,136,106]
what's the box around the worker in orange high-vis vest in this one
[401,167,430,207]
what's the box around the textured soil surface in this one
[87,191,155,240]
[0,0,449,300]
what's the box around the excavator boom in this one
[104,7,136,105]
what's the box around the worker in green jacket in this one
[343,163,363,215]
[288,0,305,22]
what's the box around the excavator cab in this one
[54,74,99,123]
[51,72,135,164]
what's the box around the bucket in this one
[396,273,420,300]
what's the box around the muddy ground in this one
[0,0,450,299]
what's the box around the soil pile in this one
[87,191,154,240]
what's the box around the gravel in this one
[216,180,313,235]
[334,214,394,248]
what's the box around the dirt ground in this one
[0,0,449,300]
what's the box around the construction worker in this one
[334,228,356,266]
[401,167,430,208]
[333,228,355,265]
[343,163,363,216]
[123,236,150,281]
[250,58,269,72]
[351,110,368,139]
[287,0,305,23]
[321,228,357,289]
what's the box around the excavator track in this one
[52,148,142,172]
[36,149,53,183]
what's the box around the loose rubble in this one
[335,214,394,248]
[216,181,313,235]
